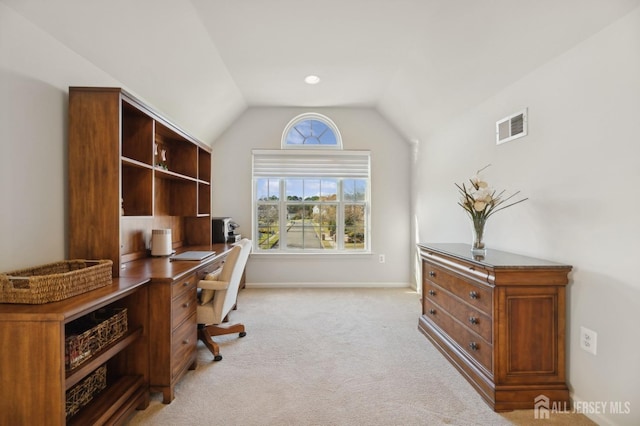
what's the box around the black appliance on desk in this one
[212,217,241,243]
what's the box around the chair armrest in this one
[203,268,222,281]
[197,279,230,291]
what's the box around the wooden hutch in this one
[0,87,233,426]
[68,87,213,276]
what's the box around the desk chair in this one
[196,238,251,361]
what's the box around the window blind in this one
[252,149,370,178]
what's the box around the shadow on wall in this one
[0,70,68,271]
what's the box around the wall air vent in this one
[496,108,527,145]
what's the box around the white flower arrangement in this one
[456,165,528,250]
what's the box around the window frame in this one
[252,149,371,255]
[281,113,343,149]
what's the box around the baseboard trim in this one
[569,393,622,425]
[245,282,411,289]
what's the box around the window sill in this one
[250,251,373,260]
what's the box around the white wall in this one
[411,7,640,425]
[212,107,411,287]
[0,4,123,271]
[1,0,246,144]
[0,4,413,288]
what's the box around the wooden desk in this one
[120,243,234,403]
[0,243,238,425]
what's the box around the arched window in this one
[252,113,370,254]
[282,113,342,149]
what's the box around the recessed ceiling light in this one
[304,75,321,85]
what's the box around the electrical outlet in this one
[379,254,385,264]
[580,326,597,355]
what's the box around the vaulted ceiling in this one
[3,0,639,143]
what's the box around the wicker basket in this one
[66,364,107,419]
[65,307,128,369]
[0,259,112,304]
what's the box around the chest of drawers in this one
[146,255,226,403]
[120,244,232,404]
[417,243,572,411]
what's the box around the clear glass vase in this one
[470,216,487,256]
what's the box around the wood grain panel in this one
[507,294,556,374]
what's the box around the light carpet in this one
[127,287,595,426]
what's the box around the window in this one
[282,113,342,149]
[253,114,370,253]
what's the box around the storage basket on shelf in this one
[66,364,107,419]
[0,259,112,304]
[65,307,128,369]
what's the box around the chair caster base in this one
[214,355,223,361]
[239,331,247,338]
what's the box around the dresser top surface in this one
[418,243,571,270]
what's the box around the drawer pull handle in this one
[428,290,436,296]
[428,271,436,277]
[183,339,190,345]
[468,317,479,325]
[183,281,190,287]
[469,342,479,351]
[428,309,436,315]
[469,291,479,300]
[183,302,190,308]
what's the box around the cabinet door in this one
[0,321,65,425]
[495,285,566,384]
